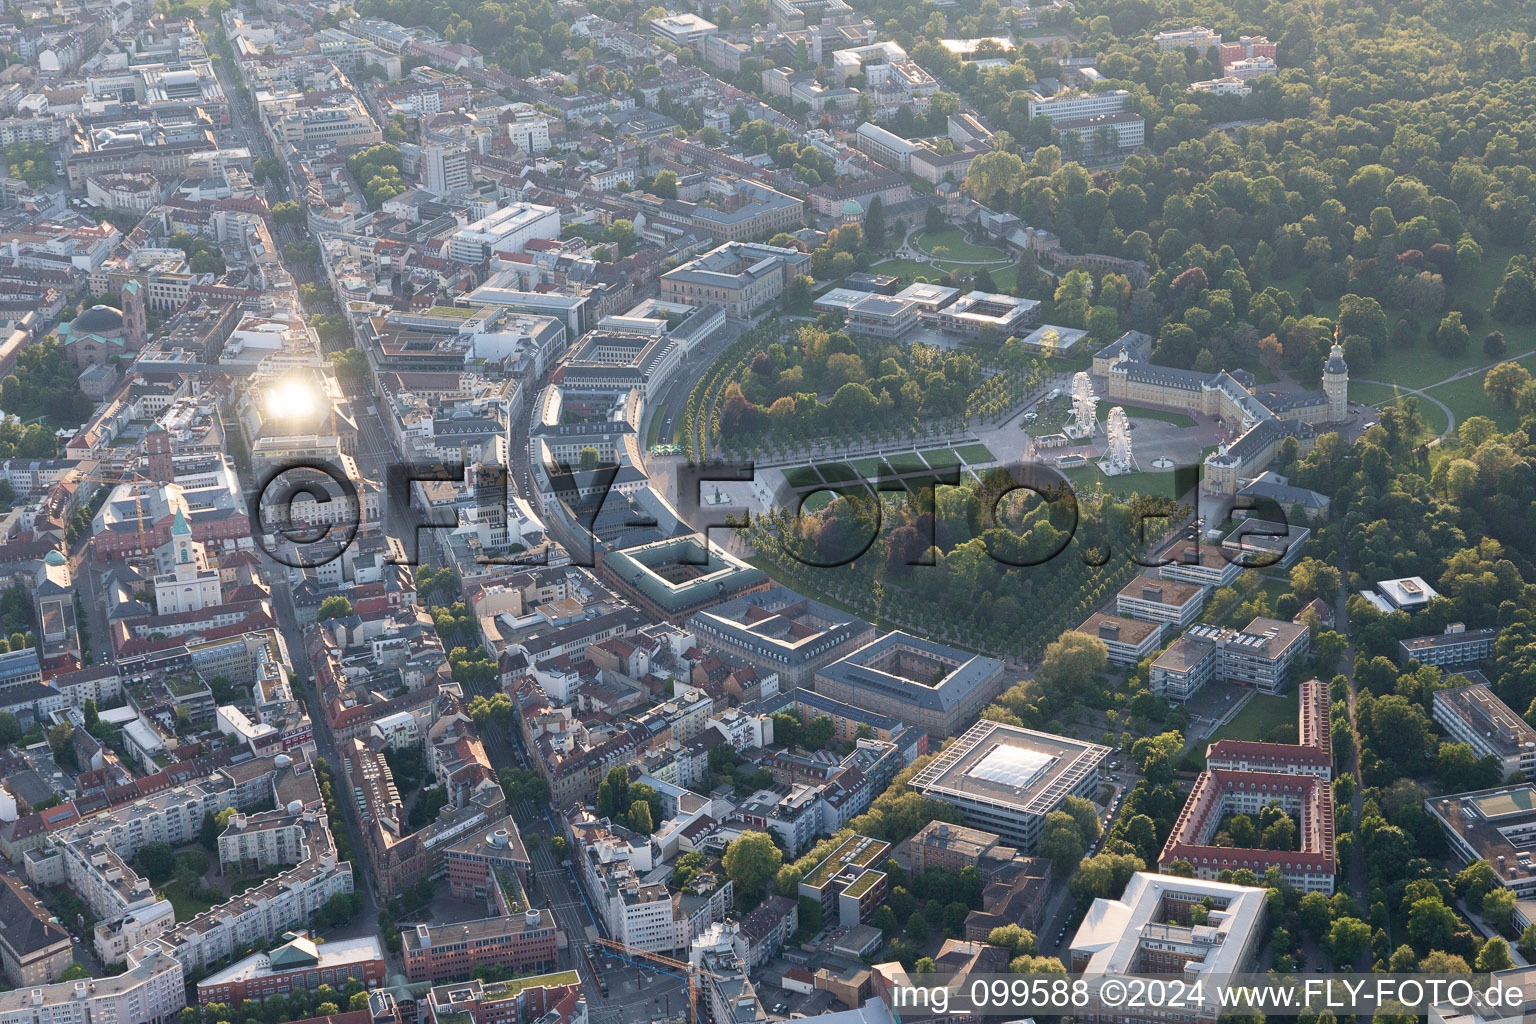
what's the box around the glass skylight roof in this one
[967,743,1054,789]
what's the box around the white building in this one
[448,203,561,263]
[1226,55,1277,80]
[1069,872,1266,1019]
[504,107,551,153]
[853,122,921,172]
[423,143,471,195]
[650,13,717,45]
[1025,89,1129,123]
[1190,76,1251,96]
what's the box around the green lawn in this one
[851,456,885,478]
[1350,380,1405,407]
[1187,692,1297,769]
[885,452,927,474]
[920,447,962,468]
[1423,350,1536,434]
[872,258,1017,292]
[159,879,216,922]
[910,227,1009,262]
[782,466,822,488]
[1215,692,1295,738]
[1359,343,1513,392]
[956,443,998,464]
[500,972,582,996]
[1256,576,1293,613]
[799,490,835,512]
[1059,463,1190,499]
[817,462,859,483]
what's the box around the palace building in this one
[1094,334,1349,495]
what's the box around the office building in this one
[919,291,1039,338]
[1073,613,1163,667]
[448,204,562,263]
[1400,624,1496,668]
[1427,785,1536,899]
[402,912,559,983]
[814,632,1005,739]
[1116,577,1208,627]
[1025,89,1129,123]
[273,99,383,151]
[854,122,921,172]
[1150,617,1310,702]
[689,588,876,689]
[1054,111,1144,153]
[845,294,919,339]
[797,835,890,927]
[910,720,1108,849]
[650,13,717,45]
[1434,681,1536,780]
[601,536,770,623]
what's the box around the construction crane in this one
[73,463,157,564]
[588,936,725,1024]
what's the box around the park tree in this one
[1039,633,1108,696]
[1485,361,1532,406]
[722,831,783,898]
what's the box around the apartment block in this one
[1205,678,1332,779]
[1159,769,1335,892]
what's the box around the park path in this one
[1356,346,1536,442]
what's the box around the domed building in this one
[840,198,864,226]
[56,280,147,370]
